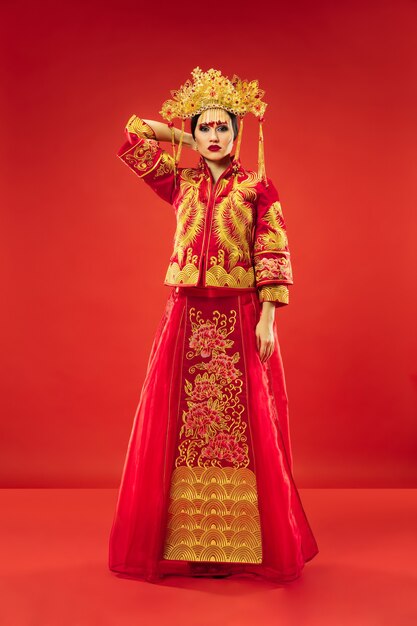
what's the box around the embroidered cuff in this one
[118,136,164,178]
[125,114,157,140]
[254,253,293,286]
[258,285,289,306]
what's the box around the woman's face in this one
[194,108,234,161]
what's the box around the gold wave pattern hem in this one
[163,466,262,563]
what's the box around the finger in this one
[265,341,274,362]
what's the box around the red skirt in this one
[108,287,319,583]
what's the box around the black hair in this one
[191,111,239,141]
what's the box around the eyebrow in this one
[199,121,229,127]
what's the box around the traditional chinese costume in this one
[109,68,318,583]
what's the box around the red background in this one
[1,0,416,488]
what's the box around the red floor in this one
[0,489,416,626]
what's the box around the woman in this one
[108,67,319,583]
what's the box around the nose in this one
[208,127,219,142]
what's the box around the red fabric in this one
[108,288,318,582]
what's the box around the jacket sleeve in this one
[253,177,294,307]
[116,114,177,204]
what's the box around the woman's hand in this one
[256,302,275,363]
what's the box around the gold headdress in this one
[159,67,268,186]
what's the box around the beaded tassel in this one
[176,119,185,165]
[169,122,177,186]
[258,117,268,187]
[234,116,244,161]
[233,116,244,189]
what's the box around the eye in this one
[217,125,229,132]
[199,124,210,132]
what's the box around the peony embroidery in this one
[255,255,293,282]
[189,320,230,358]
[175,307,249,469]
[206,353,241,383]
[188,373,223,402]
[201,432,247,465]
[182,401,223,440]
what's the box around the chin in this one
[205,151,230,160]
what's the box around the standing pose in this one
[108,67,319,583]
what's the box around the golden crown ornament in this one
[159,67,269,187]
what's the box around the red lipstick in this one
[208,146,221,151]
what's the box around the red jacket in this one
[117,115,294,305]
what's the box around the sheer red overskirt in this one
[108,287,319,583]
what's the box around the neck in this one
[203,155,233,183]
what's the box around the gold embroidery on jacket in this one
[154,151,175,178]
[173,169,205,266]
[213,178,228,199]
[206,261,255,288]
[258,285,289,304]
[254,201,288,254]
[255,255,293,283]
[123,140,162,177]
[123,115,174,179]
[164,258,256,287]
[164,248,200,284]
[125,114,157,139]
[212,174,258,269]
[161,169,291,289]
